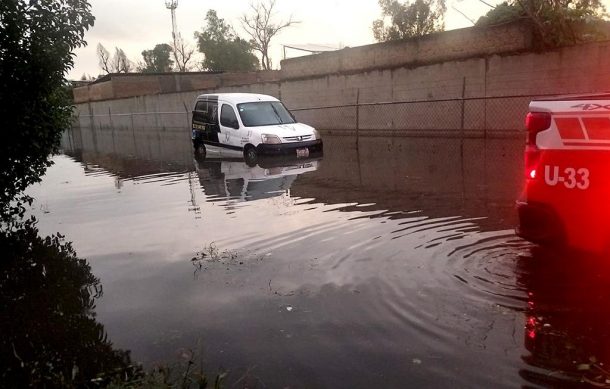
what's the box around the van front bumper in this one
[256,140,323,156]
[516,200,565,245]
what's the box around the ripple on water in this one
[310,210,530,386]
[443,233,532,310]
[222,204,530,373]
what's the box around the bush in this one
[0,0,94,215]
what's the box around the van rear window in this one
[194,100,218,124]
[237,102,296,127]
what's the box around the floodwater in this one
[21,125,610,387]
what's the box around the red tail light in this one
[525,112,551,145]
[524,112,550,180]
[524,144,540,180]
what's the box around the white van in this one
[191,93,323,164]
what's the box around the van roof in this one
[195,93,279,105]
[534,92,610,101]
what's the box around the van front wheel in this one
[243,145,257,167]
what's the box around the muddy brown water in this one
[21,127,610,388]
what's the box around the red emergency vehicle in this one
[517,94,610,253]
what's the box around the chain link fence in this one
[290,94,548,140]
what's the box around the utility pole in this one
[165,0,179,50]
[165,0,193,72]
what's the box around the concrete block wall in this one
[485,41,610,96]
[74,81,282,135]
[284,40,610,136]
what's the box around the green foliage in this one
[475,2,522,26]
[194,10,259,72]
[0,0,94,215]
[0,219,142,387]
[373,0,447,41]
[476,0,607,48]
[140,43,174,73]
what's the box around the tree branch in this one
[240,0,298,69]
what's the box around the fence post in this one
[87,102,95,130]
[460,77,466,198]
[131,113,138,155]
[183,101,190,131]
[356,88,360,149]
[460,77,466,138]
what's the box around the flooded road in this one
[22,126,610,387]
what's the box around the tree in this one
[139,43,174,73]
[372,0,447,41]
[476,0,607,48]
[97,43,112,73]
[475,2,522,26]
[241,0,298,70]
[172,38,196,72]
[97,43,133,74]
[0,0,95,217]
[195,10,259,72]
[113,47,133,73]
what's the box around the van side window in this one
[220,104,239,129]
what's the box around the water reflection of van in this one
[191,93,323,165]
[195,157,321,201]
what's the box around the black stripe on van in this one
[201,140,243,152]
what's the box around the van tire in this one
[194,142,206,159]
[243,145,257,167]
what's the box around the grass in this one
[192,242,237,263]
[105,348,227,389]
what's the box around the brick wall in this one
[73,71,281,103]
[279,22,534,80]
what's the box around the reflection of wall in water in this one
[64,125,193,168]
[292,134,523,222]
[63,126,523,225]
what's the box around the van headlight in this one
[313,129,321,140]
[261,134,281,144]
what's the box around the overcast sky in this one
[68,0,603,79]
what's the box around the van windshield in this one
[237,102,296,127]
